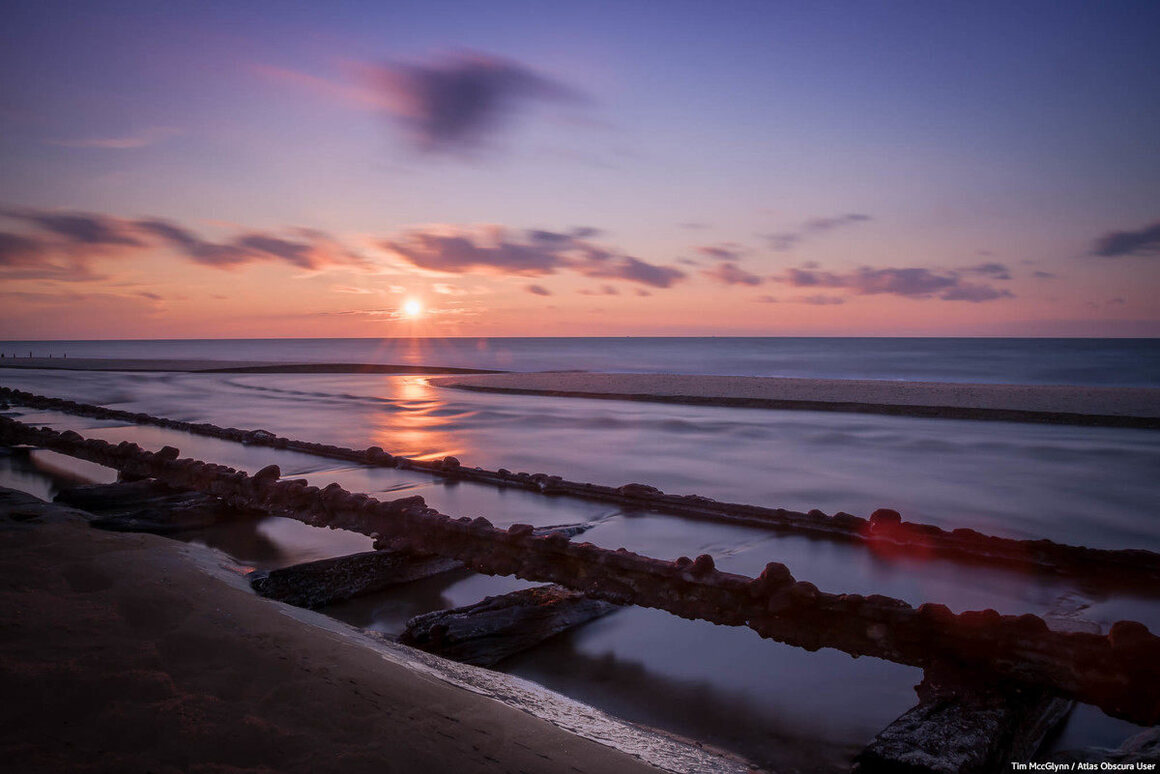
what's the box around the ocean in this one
[1,336,1157,770]
[2,336,1158,386]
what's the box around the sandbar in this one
[0,357,499,374]
[437,372,1160,427]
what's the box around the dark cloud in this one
[375,52,585,153]
[1032,270,1057,279]
[701,261,762,286]
[1091,220,1160,257]
[234,234,319,269]
[0,229,107,282]
[767,213,871,251]
[527,229,574,244]
[581,256,684,288]
[776,265,1013,302]
[9,210,143,247]
[0,231,45,266]
[1,208,365,280]
[386,232,563,275]
[137,218,355,271]
[939,283,1013,302]
[697,245,742,261]
[962,262,1012,280]
[526,284,551,296]
[385,226,686,289]
[134,219,252,267]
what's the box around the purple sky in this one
[1,0,1158,338]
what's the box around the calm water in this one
[1,339,1157,770]
[3,336,1159,386]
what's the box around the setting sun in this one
[402,299,423,319]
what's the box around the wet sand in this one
[438,372,1160,427]
[0,487,749,774]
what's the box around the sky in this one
[1,0,1158,339]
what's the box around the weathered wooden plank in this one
[54,479,262,533]
[400,584,619,667]
[250,550,462,609]
[251,523,593,609]
[853,667,1074,773]
[1047,726,1160,766]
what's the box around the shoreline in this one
[437,373,1160,428]
[0,487,753,774]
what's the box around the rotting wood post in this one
[251,522,594,609]
[54,480,264,533]
[250,550,463,609]
[2,416,1158,727]
[400,584,620,667]
[853,664,1074,773]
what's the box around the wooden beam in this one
[854,666,1073,773]
[54,480,262,533]
[400,585,619,667]
[250,523,593,609]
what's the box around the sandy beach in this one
[438,372,1160,426]
[0,487,750,774]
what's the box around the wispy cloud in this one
[579,285,619,296]
[0,208,371,281]
[383,225,685,289]
[696,244,743,261]
[775,265,1013,302]
[797,294,845,305]
[46,126,182,150]
[961,262,1011,280]
[701,261,762,286]
[767,213,871,251]
[6,209,143,247]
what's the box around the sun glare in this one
[402,299,423,319]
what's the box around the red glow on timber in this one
[862,509,936,562]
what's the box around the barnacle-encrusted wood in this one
[3,386,1158,587]
[1,415,1157,726]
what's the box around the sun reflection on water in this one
[371,376,466,461]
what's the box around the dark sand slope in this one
[0,488,745,774]
[438,373,1160,428]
